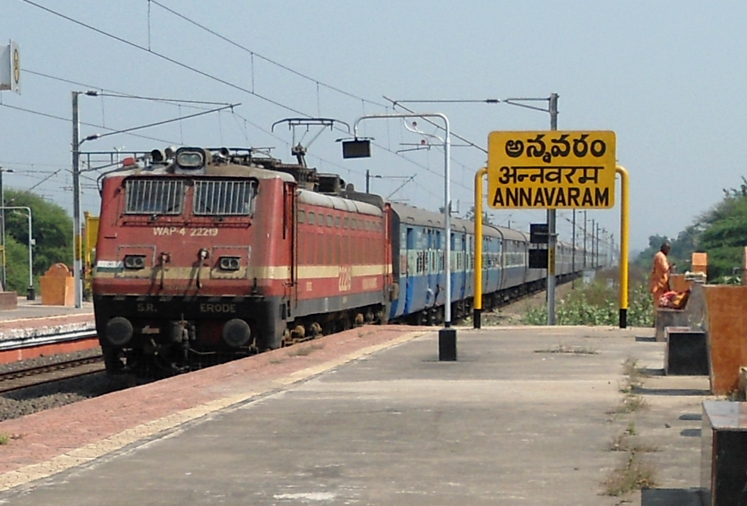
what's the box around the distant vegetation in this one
[523,267,653,327]
[634,176,747,284]
[2,190,73,294]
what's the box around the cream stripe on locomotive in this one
[95,263,391,281]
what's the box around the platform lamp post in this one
[388,94,560,325]
[0,206,33,300]
[72,90,102,309]
[0,166,13,292]
[343,112,457,361]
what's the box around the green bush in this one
[523,280,653,327]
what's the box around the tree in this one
[633,177,747,282]
[635,234,671,270]
[464,206,495,226]
[2,190,73,293]
[697,191,747,280]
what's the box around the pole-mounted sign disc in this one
[487,130,616,209]
[0,40,20,95]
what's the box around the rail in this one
[0,355,105,394]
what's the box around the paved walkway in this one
[0,325,710,505]
[0,297,93,325]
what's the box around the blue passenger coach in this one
[386,201,596,325]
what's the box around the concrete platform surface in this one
[0,325,710,505]
[0,297,93,323]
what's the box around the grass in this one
[533,344,598,355]
[610,358,649,415]
[603,452,658,496]
[620,357,646,393]
[0,433,10,445]
[609,423,660,453]
[612,395,648,414]
[603,354,657,496]
[286,343,324,357]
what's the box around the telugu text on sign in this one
[487,131,616,209]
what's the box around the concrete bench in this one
[665,327,708,375]
[701,401,747,506]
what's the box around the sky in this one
[1,1,746,255]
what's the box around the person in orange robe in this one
[649,243,674,307]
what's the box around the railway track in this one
[0,355,106,394]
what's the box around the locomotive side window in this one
[193,180,257,216]
[125,179,185,215]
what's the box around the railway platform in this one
[0,297,95,362]
[0,324,709,505]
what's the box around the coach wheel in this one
[354,313,365,327]
[309,322,322,337]
[415,311,426,326]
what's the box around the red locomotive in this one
[93,147,392,375]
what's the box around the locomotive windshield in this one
[124,179,185,215]
[193,179,257,216]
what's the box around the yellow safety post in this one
[474,167,487,329]
[616,165,629,328]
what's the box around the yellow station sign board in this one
[487,130,616,209]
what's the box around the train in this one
[92,146,607,376]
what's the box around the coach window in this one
[351,219,356,230]
[327,215,333,227]
[318,213,325,227]
[344,217,349,229]
[298,210,306,224]
[308,212,315,226]
[335,216,341,228]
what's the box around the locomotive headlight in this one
[123,254,146,270]
[218,256,241,271]
[175,147,206,169]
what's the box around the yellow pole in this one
[616,165,630,328]
[474,167,487,328]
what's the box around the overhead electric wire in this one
[19,0,308,117]
[25,168,65,193]
[20,0,481,201]
[146,0,473,191]
[0,103,178,145]
[149,0,389,109]
[90,103,239,140]
[25,69,230,108]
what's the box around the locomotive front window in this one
[193,180,257,216]
[125,179,185,215]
